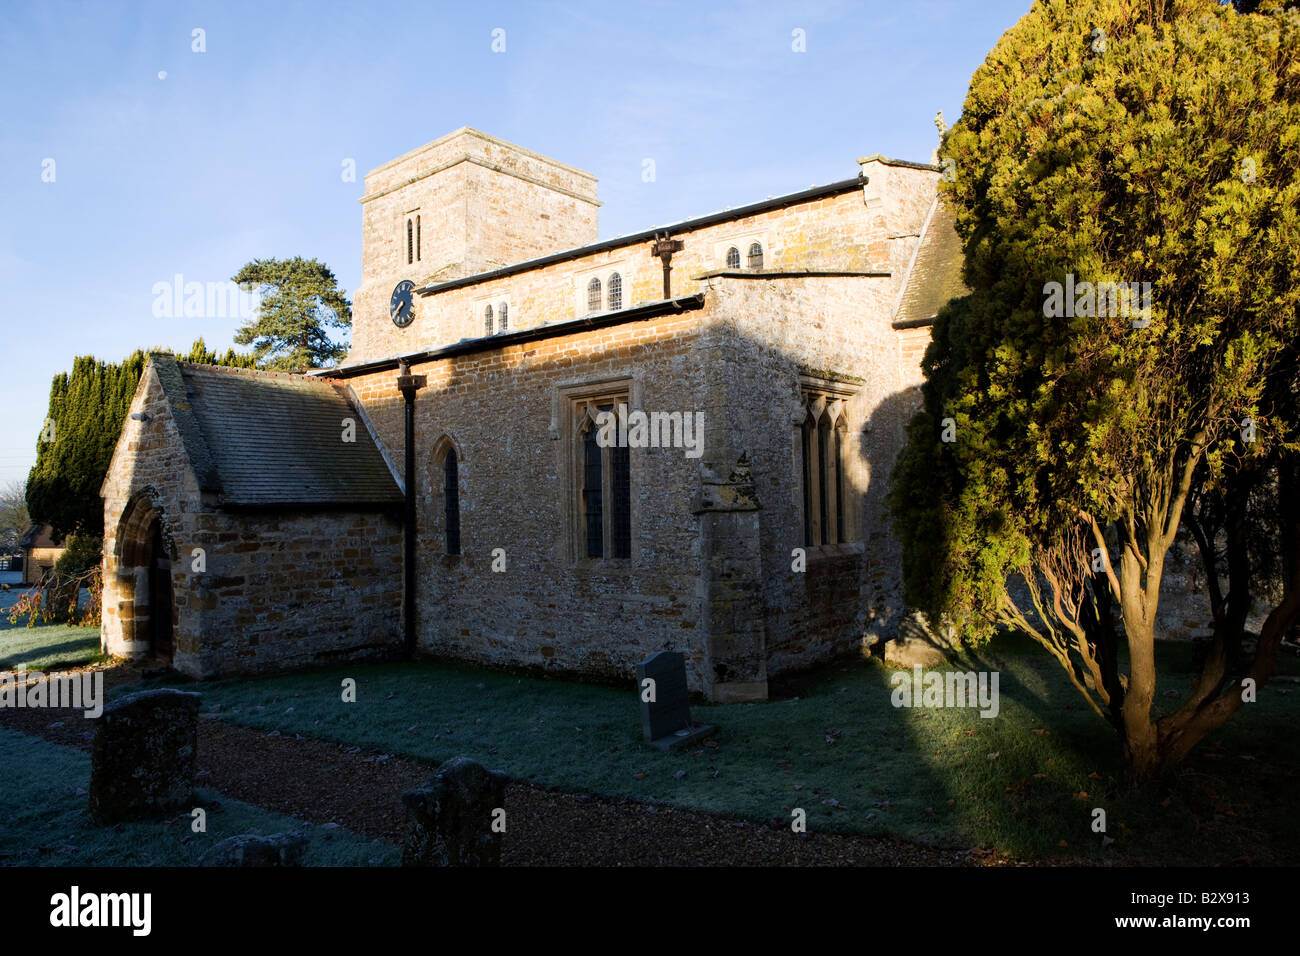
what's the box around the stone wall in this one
[704,269,926,676]
[348,308,717,692]
[101,364,404,678]
[21,548,64,585]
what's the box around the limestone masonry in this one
[101,126,965,700]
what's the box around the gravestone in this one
[637,651,715,751]
[89,688,200,822]
[400,756,508,867]
[199,832,309,867]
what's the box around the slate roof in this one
[894,201,969,325]
[150,354,402,507]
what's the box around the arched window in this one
[444,448,461,555]
[582,420,604,557]
[817,413,832,543]
[587,277,602,313]
[800,414,814,547]
[748,242,764,269]
[798,393,851,547]
[484,304,494,336]
[416,215,421,262]
[834,419,847,543]
[608,273,623,311]
[407,219,414,265]
[726,246,740,269]
[498,302,508,332]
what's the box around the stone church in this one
[100,127,964,701]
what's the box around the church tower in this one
[349,128,600,362]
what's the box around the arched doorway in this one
[116,493,175,665]
[147,518,173,661]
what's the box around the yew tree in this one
[890,0,1300,781]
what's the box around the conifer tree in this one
[232,257,351,370]
[890,0,1300,781]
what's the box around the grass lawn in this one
[0,727,398,866]
[0,587,103,672]
[142,632,1300,864]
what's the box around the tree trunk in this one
[1118,543,1161,783]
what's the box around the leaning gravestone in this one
[637,651,715,751]
[199,832,309,867]
[400,756,508,867]
[89,688,200,822]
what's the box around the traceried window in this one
[587,277,602,314]
[443,448,461,555]
[798,387,853,548]
[726,246,741,269]
[748,242,764,270]
[608,273,623,311]
[572,394,632,560]
[484,304,494,336]
[498,302,508,332]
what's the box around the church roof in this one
[150,354,402,507]
[894,201,968,326]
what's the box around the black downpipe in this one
[397,360,426,659]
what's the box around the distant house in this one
[20,524,65,585]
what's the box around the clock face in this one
[390,279,416,328]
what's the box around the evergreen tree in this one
[889,0,1300,781]
[232,257,351,370]
[25,340,255,539]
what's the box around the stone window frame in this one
[747,241,764,270]
[572,261,630,317]
[403,207,421,265]
[713,231,770,270]
[552,375,642,567]
[608,272,623,311]
[430,434,465,563]
[792,374,861,555]
[473,292,511,337]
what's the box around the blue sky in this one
[0,0,1030,489]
